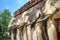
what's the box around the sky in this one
[0,0,29,16]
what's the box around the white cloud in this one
[17,0,23,4]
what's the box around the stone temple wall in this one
[8,0,60,40]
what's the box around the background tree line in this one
[0,9,12,38]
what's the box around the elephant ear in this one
[8,18,16,27]
[16,14,25,27]
[26,10,40,23]
[43,0,56,15]
[54,0,60,9]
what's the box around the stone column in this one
[47,20,58,40]
[11,29,14,40]
[16,28,20,40]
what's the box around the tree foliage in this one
[0,9,12,38]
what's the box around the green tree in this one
[0,9,12,38]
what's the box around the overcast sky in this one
[0,0,29,15]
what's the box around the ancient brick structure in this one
[8,0,60,40]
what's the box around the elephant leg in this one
[47,21,58,40]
